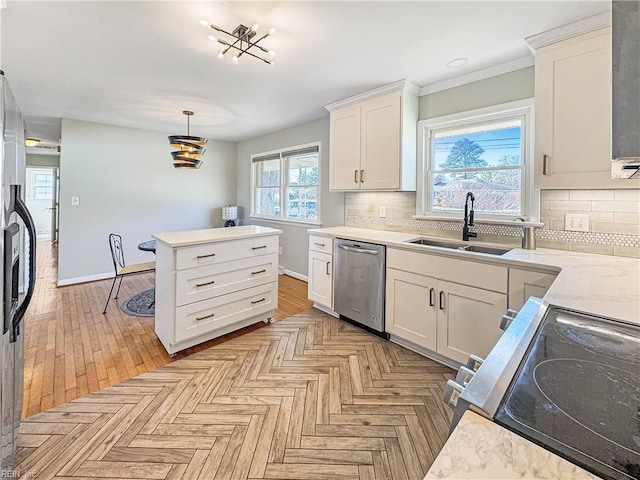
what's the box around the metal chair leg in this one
[103,276,118,314]
[114,275,124,299]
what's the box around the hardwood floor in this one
[23,242,313,418]
[17,310,455,480]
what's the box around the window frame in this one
[416,98,535,221]
[250,141,322,226]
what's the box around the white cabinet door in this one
[329,105,362,190]
[508,269,557,311]
[436,281,507,365]
[308,250,333,308]
[386,268,437,350]
[360,93,401,190]
[534,29,619,189]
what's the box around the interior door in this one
[51,168,59,243]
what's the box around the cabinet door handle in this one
[197,253,215,259]
[439,291,445,310]
[196,313,215,321]
[314,242,325,247]
[354,169,359,183]
[360,169,364,183]
[251,269,266,275]
[542,154,549,176]
[326,261,331,275]
[429,288,435,307]
[252,245,267,250]
[195,280,215,287]
[251,298,266,304]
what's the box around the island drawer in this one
[175,254,278,307]
[174,282,277,343]
[175,235,279,270]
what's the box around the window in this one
[417,99,533,219]
[34,173,54,200]
[251,143,320,223]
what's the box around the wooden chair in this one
[102,233,155,314]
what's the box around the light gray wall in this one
[237,117,344,277]
[58,119,237,284]
[419,66,534,120]
[27,153,60,168]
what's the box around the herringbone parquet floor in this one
[16,309,455,480]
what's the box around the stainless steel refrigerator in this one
[0,70,37,472]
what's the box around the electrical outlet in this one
[565,213,589,232]
[71,196,80,206]
[278,246,283,255]
[379,206,387,218]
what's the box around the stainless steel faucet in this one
[463,192,477,241]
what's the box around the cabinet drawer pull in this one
[196,253,216,259]
[354,169,359,183]
[251,298,266,304]
[542,154,549,176]
[252,245,267,250]
[195,280,215,287]
[251,269,267,275]
[196,313,215,321]
[439,291,445,310]
[314,242,325,248]
[326,261,331,275]
[429,288,435,307]
[360,169,364,183]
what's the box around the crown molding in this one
[419,56,534,96]
[525,10,611,51]
[325,79,419,112]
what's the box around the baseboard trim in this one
[57,272,113,287]
[282,269,308,282]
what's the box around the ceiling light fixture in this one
[25,137,40,147]
[446,57,469,68]
[168,111,208,170]
[200,19,275,65]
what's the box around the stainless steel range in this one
[446,297,640,480]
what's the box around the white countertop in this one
[424,411,599,480]
[309,226,640,325]
[153,225,282,247]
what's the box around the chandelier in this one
[168,111,208,169]
[200,20,276,65]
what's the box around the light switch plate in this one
[565,213,589,232]
[71,196,80,206]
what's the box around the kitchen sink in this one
[405,238,511,256]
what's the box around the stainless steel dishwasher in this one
[333,238,387,338]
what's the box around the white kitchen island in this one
[153,225,282,355]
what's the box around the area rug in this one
[121,288,155,316]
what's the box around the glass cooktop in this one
[494,307,640,480]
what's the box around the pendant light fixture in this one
[168,111,208,169]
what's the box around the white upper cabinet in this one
[533,27,639,189]
[326,80,418,191]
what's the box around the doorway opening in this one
[25,166,59,243]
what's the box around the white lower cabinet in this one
[307,236,334,309]
[386,268,437,350]
[386,247,508,366]
[435,281,507,365]
[508,268,557,311]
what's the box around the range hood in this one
[611,0,640,179]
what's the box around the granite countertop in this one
[309,226,640,325]
[424,411,599,480]
[153,225,282,247]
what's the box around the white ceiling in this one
[2,1,609,144]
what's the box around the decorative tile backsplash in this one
[344,190,640,258]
